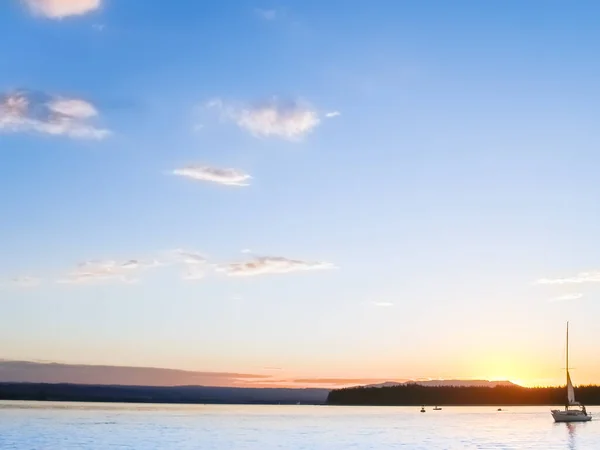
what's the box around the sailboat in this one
[550,322,592,422]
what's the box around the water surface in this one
[0,401,597,449]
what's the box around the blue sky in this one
[1,0,600,387]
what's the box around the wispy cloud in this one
[371,301,394,307]
[255,8,277,20]
[58,259,160,285]
[172,165,252,187]
[206,97,321,140]
[217,256,336,277]
[292,377,398,387]
[2,276,41,288]
[11,249,208,286]
[8,250,334,286]
[0,90,109,139]
[23,0,102,19]
[168,249,209,281]
[169,249,207,265]
[13,276,41,287]
[549,293,584,303]
[535,271,600,285]
[325,111,341,118]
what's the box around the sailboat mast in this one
[566,321,569,380]
[566,321,569,408]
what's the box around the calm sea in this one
[0,401,598,449]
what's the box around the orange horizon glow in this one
[3,358,599,389]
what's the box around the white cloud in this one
[48,98,97,118]
[173,165,251,187]
[206,97,321,140]
[256,8,277,20]
[0,90,109,139]
[549,293,584,303]
[536,271,600,285]
[58,258,160,285]
[217,256,336,277]
[325,111,341,118]
[372,301,394,307]
[23,0,102,19]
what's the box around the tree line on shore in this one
[327,384,600,405]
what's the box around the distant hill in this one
[0,383,329,405]
[0,360,330,405]
[366,380,517,388]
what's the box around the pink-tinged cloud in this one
[23,0,102,19]
[293,378,403,386]
[217,256,336,277]
[0,90,109,139]
[58,258,160,285]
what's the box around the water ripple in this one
[0,401,597,449]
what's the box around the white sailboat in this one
[551,322,591,422]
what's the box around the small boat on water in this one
[550,322,592,423]
[433,406,442,410]
[420,405,426,413]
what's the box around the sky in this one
[1,0,600,388]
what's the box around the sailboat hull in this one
[551,410,592,422]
